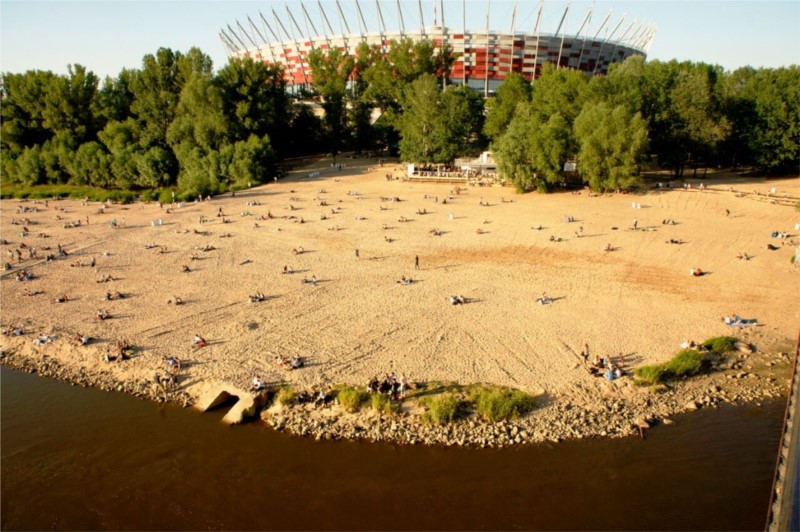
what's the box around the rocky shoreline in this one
[1,343,792,448]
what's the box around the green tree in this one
[494,103,571,192]
[484,72,531,143]
[216,57,289,152]
[1,70,59,153]
[397,75,484,163]
[574,102,648,191]
[745,67,800,172]
[307,47,354,156]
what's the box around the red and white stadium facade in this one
[220,1,656,95]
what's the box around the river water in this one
[1,366,784,531]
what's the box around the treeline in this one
[1,48,322,198]
[2,42,798,196]
[490,58,800,192]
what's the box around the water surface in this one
[1,366,783,530]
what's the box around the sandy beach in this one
[2,158,798,420]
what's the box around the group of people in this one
[275,354,304,370]
[367,373,409,401]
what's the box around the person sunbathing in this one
[292,246,305,255]
[291,356,304,369]
[192,335,207,348]
[302,275,318,286]
[96,309,110,321]
[690,267,704,277]
[249,292,266,303]
[181,265,191,273]
[736,252,751,261]
[605,243,614,252]
[167,296,184,305]
[96,274,114,283]
[448,295,466,305]
[536,292,553,305]
[282,265,293,274]
[54,294,68,303]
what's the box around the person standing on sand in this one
[415,255,420,270]
[355,249,360,259]
[632,219,638,230]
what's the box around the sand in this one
[2,159,799,407]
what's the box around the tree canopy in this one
[1,45,797,197]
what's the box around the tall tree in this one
[216,58,289,152]
[397,75,483,163]
[484,72,531,143]
[574,102,648,191]
[308,47,355,156]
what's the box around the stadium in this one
[220,0,656,94]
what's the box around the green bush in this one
[665,349,704,377]
[422,394,462,425]
[337,386,368,413]
[276,386,296,406]
[633,365,667,385]
[371,393,400,415]
[158,189,175,204]
[701,336,738,354]
[634,349,707,385]
[472,388,537,422]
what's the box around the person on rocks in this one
[251,376,266,392]
[164,356,181,374]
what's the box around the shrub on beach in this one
[665,349,704,377]
[634,349,705,385]
[277,386,297,406]
[371,393,400,415]
[422,394,463,425]
[0,184,137,203]
[701,336,738,354]
[337,386,368,412]
[633,365,667,386]
[472,387,537,422]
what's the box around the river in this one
[1,366,784,530]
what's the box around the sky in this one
[1,0,799,79]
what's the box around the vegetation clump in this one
[276,386,296,406]
[371,393,401,415]
[336,386,368,413]
[634,349,707,385]
[421,394,463,425]
[471,386,537,422]
[701,336,738,354]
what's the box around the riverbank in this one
[1,159,798,446]
[0,337,793,447]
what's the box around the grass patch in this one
[665,349,704,377]
[701,336,738,354]
[0,184,139,203]
[421,394,463,425]
[336,385,368,413]
[634,349,706,385]
[633,365,667,386]
[276,386,297,406]
[371,393,401,415]
[470,387,537,422]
